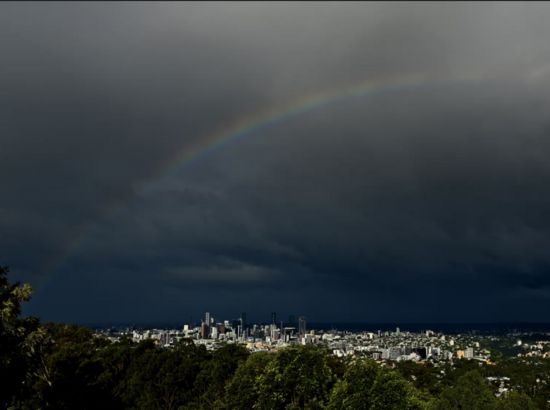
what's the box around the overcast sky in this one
[3,2,550,324]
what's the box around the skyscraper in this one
[201,322,209,339]
[240,312,247,336]
[271,311,277,324]
[203,312,211,338]
[298,316,306,337]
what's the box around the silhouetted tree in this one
[432,370,498,410]
[499,391,538,410]
[326,358,379,409]
[369,370,430,410]
[193,343,249,409]
[0,265,44,408]
[26,323,118,409]
[224,351,272,409]
[118,338,208,410]
[255,345,335,409]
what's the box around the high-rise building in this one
[201,312,211,338]
[240,312,247,329]
[298,316,306,337]
[271,311,277,324]
[270,324,279,341]
[201,322,209,339]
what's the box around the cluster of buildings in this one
[194,311,306,346]
[317,327,487,362]
[95,312,522,364]
[516,339,550,359]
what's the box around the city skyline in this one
[3,3,550,323]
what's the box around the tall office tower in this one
[240,312,247,329]
[201,322,209,339]
[203,312,211,338]
[271,312,277,324]
[298,316,306,337]
[211,327,218,339]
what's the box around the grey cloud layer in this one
[2,3,550,322]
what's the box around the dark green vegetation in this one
[1,266,549,409]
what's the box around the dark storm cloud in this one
[2,3,550,323]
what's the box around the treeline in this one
[0,266,546,409]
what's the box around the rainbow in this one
[153,73,436,180]
[39,73,478,289]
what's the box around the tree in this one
[26,323,119,409]
[193,343,249,409]
[499,391,538,410]
[326,358,379,410]
[395,361,440,395]
[118,338,209,410]
[0,265,44,408]
[224,352,272,409]
[255,345,335,409]
[369,370,430,410]
[432,370,498,410]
